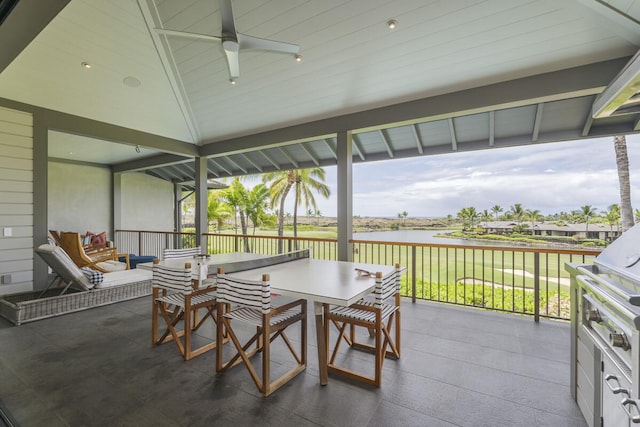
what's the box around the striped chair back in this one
[152,262,193,294]
[372,264,401,308]
[216,273,272,314]
[163,247,201,260]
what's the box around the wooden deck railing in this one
[115,230,600,321]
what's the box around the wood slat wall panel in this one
[0,106,34,295]
[0,120,33,138]
[0,238,33,250]
[0,169,32,181]
[0,107,33,126]
[0,133,33,148]
[0,180,33,193]
[0,260,32,272]
[0,249,32,262]
[0,226,32,237]
[0,216,33,228]
[0,192,33,204]
[0,204,33,215]
[0,157,33,171]
[0,144,33,159]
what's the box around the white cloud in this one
[285,135,640,218]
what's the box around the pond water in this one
[352,229,556,249]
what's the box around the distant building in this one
[480,221,621,241]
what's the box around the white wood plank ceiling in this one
[2,0,640,185]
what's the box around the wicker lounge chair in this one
[0,244,152,325]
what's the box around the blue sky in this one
[296,134,640,219]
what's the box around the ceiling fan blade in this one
[219,0,237,36]
[225,49,240,78]
[237,33,300,54]
[155,28,222,42]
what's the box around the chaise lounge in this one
[0,244,152,325]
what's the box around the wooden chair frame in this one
[323,264,401,387]
[215,271,307,397]
[57,231,129,272]
[151,261,222,360]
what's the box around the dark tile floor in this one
[0,297,585,427]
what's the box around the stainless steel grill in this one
[568,224,640,426]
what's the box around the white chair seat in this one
[329,301,398,323]
[224,306,302,327]
[156,291,216,308]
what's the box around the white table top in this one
[226,258,395,307]
[140,252,394,306]
[137,252,270,272]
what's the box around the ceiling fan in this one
[154,0,301,83]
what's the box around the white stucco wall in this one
[120,172,173,231]
[48,161,112,235]
[48,165,174,236]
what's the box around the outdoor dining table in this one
[139,251,394,385]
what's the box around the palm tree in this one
[397,211,408,227]
[580,205,597,236]
[491,205,503,221]
[480,209,492,226]
[291,168,330,248]
[245,184,271,235]
[509,203,525,224]
[614,135,635,231]
[605,205,621,238]
[207,191,232,232]
[263,170,296,252]
[457,206,478,230]
[526,209,542,232]
[263,168,330,252]
[222,178,250,251]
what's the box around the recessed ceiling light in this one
[229,78,237,85]
[386,19,398,30]
[294,54,303,63]
[81,62,92,69]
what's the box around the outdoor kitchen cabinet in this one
[567,223,640,426]
[570,267,601,427]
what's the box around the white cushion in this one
[95,268,152,289]
[96,260,127,272]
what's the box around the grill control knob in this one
[587,309,602,323]
[610,332,631,351]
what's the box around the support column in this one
[113,172,122,238]
[194,157,208,248]
[336,130,353,261]
[174,183,182,233]
[33,112,48,290]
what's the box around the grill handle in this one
[578,275,639,326]
[605,374,629,395]
[622,398,640,423]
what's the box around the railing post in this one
[411,245,417,303]
[202,234,208,254]
[534,252,540,322]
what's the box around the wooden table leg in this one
[314,301,328,386]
